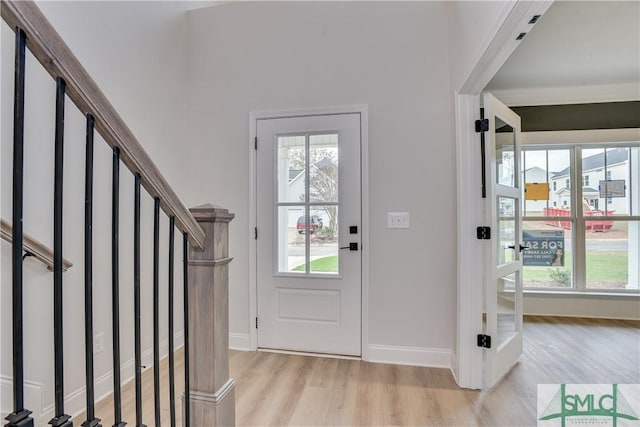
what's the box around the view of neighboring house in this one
[551,148,631,214]
[523,166,549,213]
[286,157,337,228]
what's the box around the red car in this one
[296,215,323,234]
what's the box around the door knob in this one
[507,244,528,252]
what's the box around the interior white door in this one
[256,113,362,356]
[483,93,524,387]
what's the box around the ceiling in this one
[485,1,640,100]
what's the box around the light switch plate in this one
[387,212,410,228]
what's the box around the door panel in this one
[256,113,362,356]
[484,93,524,387]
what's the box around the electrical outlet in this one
[387,212,410,228]
[94,333,104,354]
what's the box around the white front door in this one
[256,113,362,356]
[483,93,524,387]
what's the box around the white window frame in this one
[521,129,640,294]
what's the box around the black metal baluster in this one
[49,77,72,427]
[5,26,35,427]
[82,114,101,427]
[153,198,161,427]
[183,232,190,427]
[168,217,176,427]
[111,148,125,427]
[134,173,145,427]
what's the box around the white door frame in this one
[454,1,553,389]
[249,105,370,359]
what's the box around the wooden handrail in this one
[1,218,72,271]
[1,0,206,249]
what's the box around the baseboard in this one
[229,333,251,351]
[367,344,452,369]
[523,294,640,320]
[1,377,44,422]
[39,331,184,425]
[449,351,459,384]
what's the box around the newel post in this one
[186,204,235,426]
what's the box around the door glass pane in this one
[309,134,339,203]
[495,117,516,187]
[498,197,516,265]
[496,271,517,348]
[309,206,339,274]
[522,149,571,216]
[277,135,306,203]
[278,206,305,274]
[522,221,573,288]
[586,221,638,290]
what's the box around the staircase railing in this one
[1,218,73,271]
[2,1,234,426]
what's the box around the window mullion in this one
[574,146,586,291]
[305,133,310,275]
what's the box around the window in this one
[522,145,639,292]
[276,134,340,275]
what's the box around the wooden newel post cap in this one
[189,204,235,223]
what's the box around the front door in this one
[256,113,362,356]
[483,93,524,387]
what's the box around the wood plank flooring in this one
[74,316,640,426]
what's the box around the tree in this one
[289,148,339,232]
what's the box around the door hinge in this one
[477,334,492,349]
[254,136,257,150]
[476,226,491,240]
[254,227,258,240]
[475,118,489,133]
[255,317,258,329]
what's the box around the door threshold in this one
[258,347,361,360]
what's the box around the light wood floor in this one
[74,316,639,426]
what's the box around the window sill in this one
[524,289,640,298]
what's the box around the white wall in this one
[448,1,516,92]
[185,2,457,358]
[1,2,192,423]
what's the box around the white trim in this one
[39,333,184,425]
[258,348,360,361]
[450,351,458,383]
[454,94,484,390]
[229,332,251,351]
[360,107,370,361]
[524,290,640,298]
[523,294,640,320]
[367,345,452,369]
[486,83,640,107]
[454,0,553,390]
[522,129,640,146]
[248,105,370,358]
[458,1,554,95]
[0,377,43,422]
[249,112,258,352]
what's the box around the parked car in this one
[296,215,323,234]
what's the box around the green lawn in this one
[523,251,628,284]
[293,256,338,272]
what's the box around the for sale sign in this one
[523,230,565,267]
